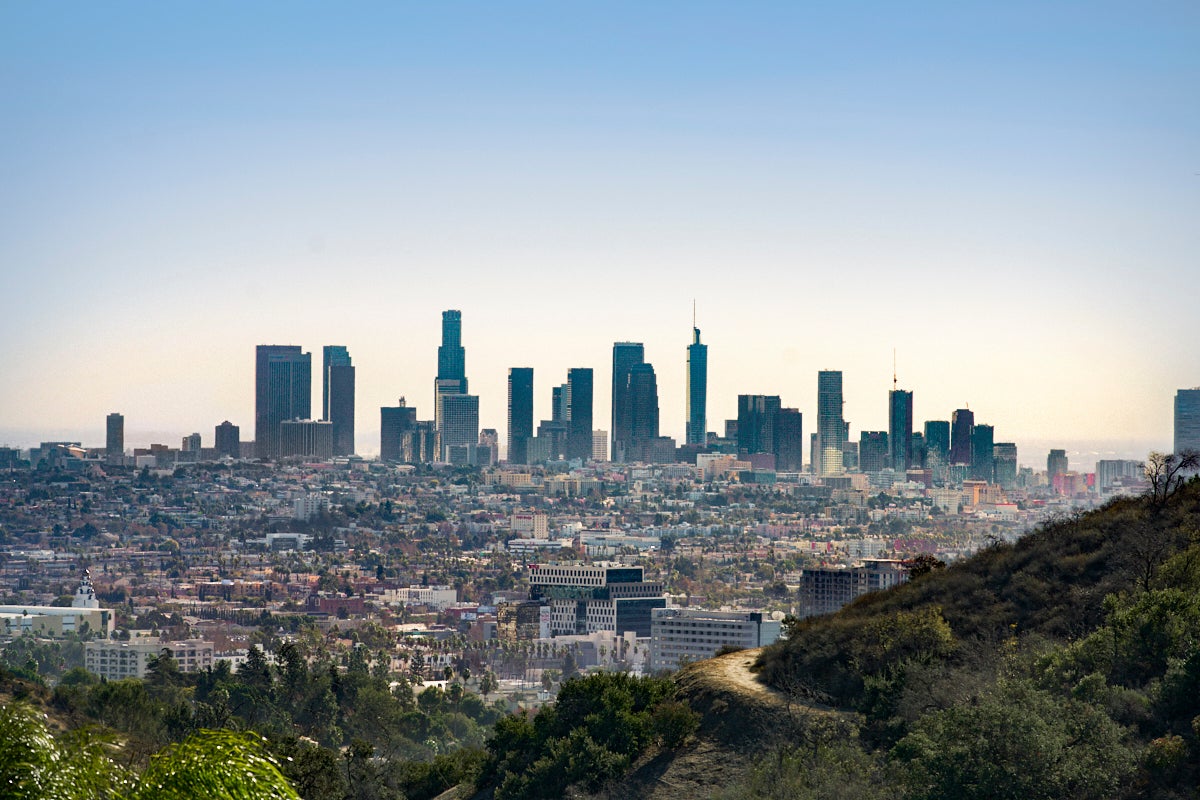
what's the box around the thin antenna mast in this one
[893,348,897,390]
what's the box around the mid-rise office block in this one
[775,408,804,471]
[255,345,312,459]
[737,395,782,457]
[592,429,609,462]
[507,368,534,464]
[799,560,908,618]
[649,608,782,672]
[322,345,355,456]
[279,420,333,459]
[439,394,480,462]
[181,433,201,452]
[105,413,124,459]
[528,564,666,637]
[215,421,241,459]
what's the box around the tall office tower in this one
[970,424,995,482]
[437,310,467,392]
[380,400,418,463]
[280,420,333,459]
[737,395,782,457]
[924,421,950,463]
[860,431,889,473]
[626,362,660,462]
[686,325,708,446]
[889,389,913,472]
[611,342,645,462]
[1176,388,1200,454]
[993,442,1018,488]
[440,394,479,461]
[322,346,355,456]
[817,370,846,476]
[507,368,534,464]
[809,433,819,474]
[775,408,804,471]
[1047,449,1069,481]
[215,421,240,459]
[911,432,927,469]
[949,408,974,466]
[566,368,594,462]
[255,345,312,459]
[105,413,124,459]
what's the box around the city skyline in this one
[2,4,1197,466]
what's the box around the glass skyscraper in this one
[626,361,659,462]
[507,368,534,464]
[322,345,355,456]
[611,342,645,462]
[566,367,594,462]
[255,345,311,459]
[1176,388,1200,455]
[889,389,913,473]
[817,370,845,476]
[686,327,707,446]
[949,408,974,466]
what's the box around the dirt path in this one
[700,648,787,706]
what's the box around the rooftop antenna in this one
[692,299,696,329]
[893,348,897,391]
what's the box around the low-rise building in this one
[649,608,783,672]
[85,639,214,680]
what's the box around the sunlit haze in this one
[2,3,1198,469]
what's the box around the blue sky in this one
[2,2,1198,465]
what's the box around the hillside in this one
[592,480,1200,800]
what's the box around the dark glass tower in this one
[626,361,659,462]
[949,408,974,466]
[686,326,707,446]
[611,342,645,462]
[1176,388,1200,455]
[323,345,355,456]
[507,368,534,465]
[566,368,594,462]
[105,412,124,459]
[255,345,311,459]
[437,310,467,392]
[775,408,803,471]
[924,420,950,463]
[215,421,241,459]
[889,389,913,472]
[817,370,845,476]
[860,431,889,473]
[737,395,782,456]
[970,423,995,482]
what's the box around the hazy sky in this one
[2,2,1198,467]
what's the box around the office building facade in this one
[215,421,241,459]
[566,367,594,462]
[949,408,974,466]
[649,608,782,673]
[507,368,534,464]
[626,361,660,462]
[255,345,312,459]
[322,345,355,456]
[889,389,913,472]
[686,326,707,446]
[1176,388,1200,455]
[105,413,123,459]
[817,370,846,476]
[611,342,645,462]
[970,424,995,483]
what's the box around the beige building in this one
[85,639,214,680]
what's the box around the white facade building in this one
[649,608,783,672]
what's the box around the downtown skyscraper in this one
[255,345,311,459]
[626,361,660,463]
[565,367,594,462]
[686,325,707,446]
[322,345,355,456]
[817,370,846,476]
[611,342,645,463]
[1176,388,1200,455]
[433,310,479,461]
[507,368,534,465]
[889,388,913,473]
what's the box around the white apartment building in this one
[649,608,784,672]
[85,639,214,681]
